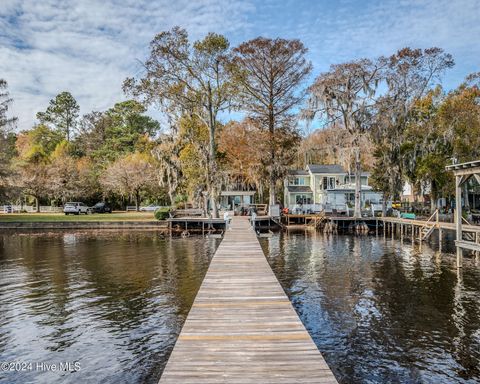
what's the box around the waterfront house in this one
[219,190,255,211]
[284,164,384,214]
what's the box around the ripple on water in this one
[0,232,218,384]
[261,234,480,384]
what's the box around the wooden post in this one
[439,228,442,252]
[455,175,463,267]
[476,232,480,259]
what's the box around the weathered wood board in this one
[158,216,338,384]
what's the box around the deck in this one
[158,216,337,383]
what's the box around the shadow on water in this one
[0,231,219,384]
[260,230,480,384]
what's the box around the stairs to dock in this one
[419,210,438,241]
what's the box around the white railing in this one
[40,206,63,213]
[287,203,350,215]
[2,205,35,213]
[127,205,170,211]
[287,204,323,213]
[2,205,64,213]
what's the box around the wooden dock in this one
[158,216,337,383]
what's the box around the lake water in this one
[1,230,479,384]
[260,231,480,384]
[0,231,219,384]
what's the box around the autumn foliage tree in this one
[296,125,375,173]
[371,48,454,206]
[218,119,265,193]
[124,27,235,217]
[305,59,383,217]
[101,152,158,211]
[229,37,312,208]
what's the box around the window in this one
[323,177,336,190]
[328,177,336,190]
[295,194,311,204]
[293,177,305,186]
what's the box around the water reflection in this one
[261,232,480,384]
[0,231,219,384]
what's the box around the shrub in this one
[154,207,170,221]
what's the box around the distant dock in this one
[158,216,338,383]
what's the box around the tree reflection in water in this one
[0,231,219,384]
[261,231,480,384]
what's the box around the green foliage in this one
[15,124,64,166]
[124,27,236,217]
[77,100,160,164]
[37,91,80,141]
[0,79,17,201]
[154,207,170,220]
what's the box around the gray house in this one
[284,164,383,212]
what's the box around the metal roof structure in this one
[446,160,480,178]
[287,169,310,176]
[286,186,313,193]
[307,164,346,174]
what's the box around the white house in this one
[284,164,384,213]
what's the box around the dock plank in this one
[158,216,337,384]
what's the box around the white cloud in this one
[1,0,254,130]
[300,0,480,81]
[1,0,479,131]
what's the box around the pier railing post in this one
[455,175,463,267]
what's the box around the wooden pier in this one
[158,216,337,383]
[167,217,226,234]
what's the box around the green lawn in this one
[0,212,157,222]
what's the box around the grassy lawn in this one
[0,212,157,222]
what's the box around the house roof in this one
[288,169,309,176]
[286,186,313,193]
[347,172,371,177]
[307,164,346,174]
[220,191,256,196]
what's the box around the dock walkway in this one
[159,216,337,383]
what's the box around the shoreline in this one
[0,221,167,230]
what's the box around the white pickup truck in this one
[64,202,90,215]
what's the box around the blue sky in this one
[1,0,479,131]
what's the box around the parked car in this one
[92,202,112,213]
[64,202,90,215]
[139,204,161,212]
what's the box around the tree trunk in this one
[35,196,40,213]
[210,186,218,218]
[464,183,470,210]
[382,197,387,217]
[167,172,174,207]
[430,194,436,214]
[135,190,140,212]
[268,95,275,209]
[354,147,362,218]
[203,192,209,217]
[207,82,219,218]
[269,178,276,209]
